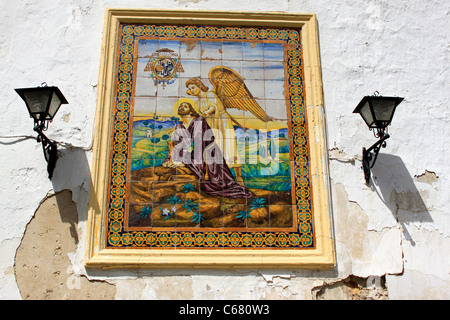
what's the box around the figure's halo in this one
[173,98,198,116]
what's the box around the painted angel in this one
[185,66,274,183]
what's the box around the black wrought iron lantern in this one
[353,92,404,184]
[15,83,68,179]
[15,85,68,125]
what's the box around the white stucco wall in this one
[0,0,448,300]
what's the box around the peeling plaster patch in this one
[414,170,439,185]
[333,183,403,277]
[312,275,388,300]
[329,147,358,164]
[251,274,306,300]
[189,273,307,300]
[260,271,294,283]
[334,183,369,260]
[14,190,115,299]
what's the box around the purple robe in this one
[166,116,253,198]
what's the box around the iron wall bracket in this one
[362,133,390,185]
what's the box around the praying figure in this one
[163,102,253,199]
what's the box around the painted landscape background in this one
[130,118,292,191]
[128,117,295,229]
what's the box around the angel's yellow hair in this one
[185,77,209,92]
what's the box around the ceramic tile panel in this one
[107,23,313,249]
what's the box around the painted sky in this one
[133,39,288,127]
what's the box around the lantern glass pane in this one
[359,101,375,127]
[372,99,395,126]
[47,91,62,120]
[23,89,52,118]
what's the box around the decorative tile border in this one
[105,23,313,249]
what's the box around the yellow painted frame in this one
[85,9,335,268]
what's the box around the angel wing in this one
[209,66,274,122]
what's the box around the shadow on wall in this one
[49,146,99,243]
[370,154,433,246]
